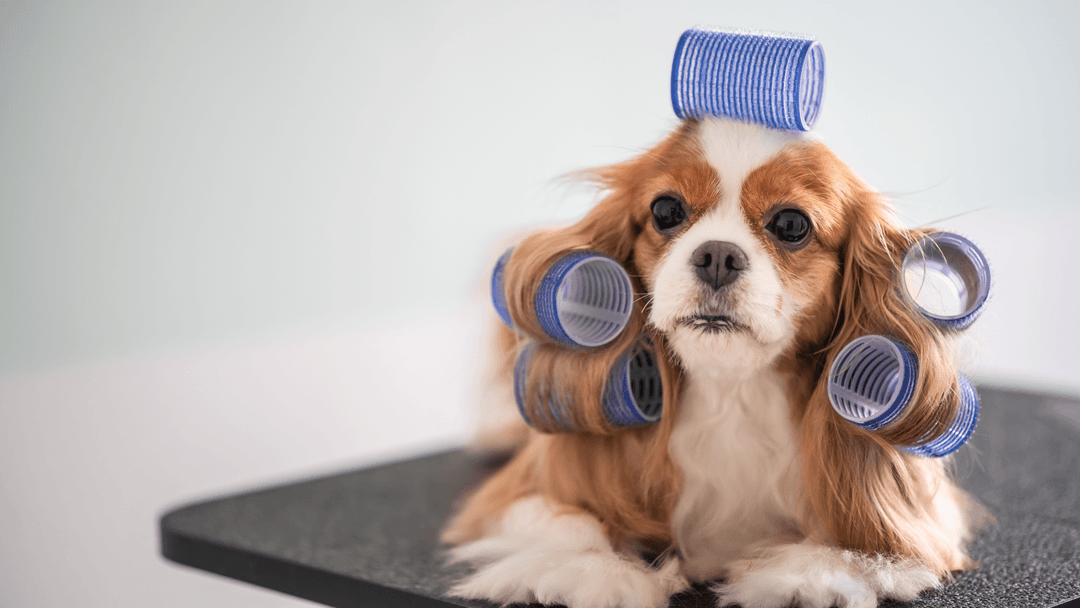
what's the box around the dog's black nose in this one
[691,241,748,290]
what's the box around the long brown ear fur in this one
[443,129,695,547]
[441,332,683,549]
[800,175,977,575]
[497,165,649,435]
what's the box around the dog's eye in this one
[766,209,812,246]
[651,196,689,233]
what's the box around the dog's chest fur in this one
[669,367,802,581]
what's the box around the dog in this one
[442,116,981,608]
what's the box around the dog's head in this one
[505,116,960,443]
[627,117,844,376]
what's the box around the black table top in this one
[160,386,1080,608]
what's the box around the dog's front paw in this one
[452,547,686,608]
[448,496,690,608]
[712,541,941,608]
[715,565,875,608]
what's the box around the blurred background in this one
[1,0,1077,606]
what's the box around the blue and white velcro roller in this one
[828,335,979,457]
[513,340,663,432]
[491,248,634,348]
[905,375,980,458]
[901,232,991,331]
[491,248,514,328]
[828,335,918,431]
[601,340,664,427]
[512,344,571,432]
[671,27,825,131]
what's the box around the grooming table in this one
[160,386,1080,608]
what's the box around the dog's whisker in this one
[917,206,993,227]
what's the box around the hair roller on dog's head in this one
[492,247,634,348]
[671,26,826,131]
[514,337,663,433]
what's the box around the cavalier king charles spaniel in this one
[441,116,981,608]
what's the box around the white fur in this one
[697,119,801,198]
[714,541,940,608]
[449,496,691,608]
[669,366,801,581]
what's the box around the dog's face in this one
[609,118,854,375]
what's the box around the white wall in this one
[1,1,1078,606]
[4,0,1078,380]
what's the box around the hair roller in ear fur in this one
[513,339,663,432]
[828,335,918,431]
[490,248,515,328]
[901,232,991,330]
[827,335,979,457]
[491,248,634,348]
[905,375,980,458]
[670,26,825,131]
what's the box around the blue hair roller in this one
[601,340,664,427]
[828,335,918,431]
[513,339,663,432]
[491,248,514,328]
[905,375,980,458]
[512,344,572,431]
[901,232,991,331]
[827,335,979,457]
[491,248,634,348]
[671,26,826,131]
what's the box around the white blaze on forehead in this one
[695,117,803,211]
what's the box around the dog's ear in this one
[497,126,699,436]
[799,181,971,574]
[501,158,648,335]
[826,188,961,446]
[500,121,701,348]
[499,152,654,435]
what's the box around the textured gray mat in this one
[161,386,1080,608]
